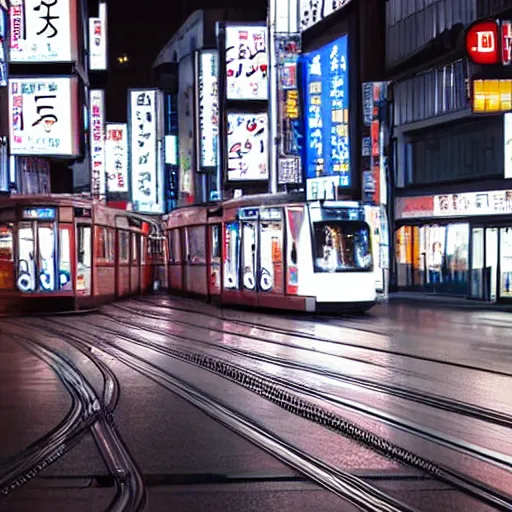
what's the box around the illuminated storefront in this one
[396,191,512,301]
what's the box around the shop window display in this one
[500,228,512,298]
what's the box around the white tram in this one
[164,193,389,313]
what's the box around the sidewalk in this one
[388,291,512,312]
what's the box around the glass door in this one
[486,228,498,302]
[499,227,512,300]
[470,228,484,299]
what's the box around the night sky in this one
[105,0,267,122]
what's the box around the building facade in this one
[389,0,512,302]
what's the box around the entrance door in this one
[486,228,498,302]
[470,227,484,299]
[499,227,512,300]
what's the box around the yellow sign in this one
[284,90,299,119]
[472,79,512,113]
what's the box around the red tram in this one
[0,195,160,315]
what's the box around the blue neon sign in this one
[301,35,350,186]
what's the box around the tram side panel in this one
[93,225,116,303]
[183,225,208,297]
[116,230,131,298]
[130,232,141,295]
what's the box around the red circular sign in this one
[465,20,500,65]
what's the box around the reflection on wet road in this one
[1,296,511,511]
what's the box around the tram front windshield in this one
[313,221,372,273]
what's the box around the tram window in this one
[141,236,147,264]
[0,224,13,261]
[119,231,129,263]
[77,225,92,295]
[132,233,139,263]
[58,226,72,291]
[211,225,221,259]
[171,229,181,263]
[96,227,106,260]
[38,223,56,291]
[313,222,373,273]
[17,222,36,292]
[186,226,206,264]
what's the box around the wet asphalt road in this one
[0,295,511,511]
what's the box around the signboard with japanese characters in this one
[8,77,80,156]
[9,0,78,62]
[105,123,128,193]
[225,25,268,101]
[0,9,7,86]
[89,89,106,199]
[299,0,353,32]
[129,89,163,214]
[198,50,219,168]
[227,113,268,181]
[89,2,107,70]
[302,34,350,185]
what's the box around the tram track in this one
[129,296,512,378]
[0,323,145,512]
[105,302,512,429]
[34,315,512,511]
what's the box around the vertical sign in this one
[225,25,269,101]
[89,2,107,70]
[89,89,106,199]
[505,112,512,179]
[129,89,163,213]
[198,50,219,168]
[105,123,128,193]
[302,34,350,193]
[0,8,7,86]
[277,34,302,185]
[9,0,78,62]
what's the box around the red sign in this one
[465,20,500,65]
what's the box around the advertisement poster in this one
[89,89,106,199]
[129,89,163,213]
[105,123,128,193]
[178,54,194,205]
[89,2,107,70]
[9,0,77,62]
[302,34,350,185]
[198,50,219,168]
[225,25,268,101]
[285,206,304,295]
[227,113,268,181]
[9,77,79,156]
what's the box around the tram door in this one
[240,209,259,306]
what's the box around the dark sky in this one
[105,0,267,122]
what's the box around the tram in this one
[0,195,160,315]
[164,192,387,313]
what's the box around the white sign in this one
[434,190,512,217]
[9,77,79,156]
[300,0,353,32]
[198,50,219,168]
[89,2,107,70]
[89,89,106,198]
[105,123,128,193]
[505,113,512,179]
[227,113,268,181]
[165,135,177,165]
[129,89,162,213]
[306,176,341,201]
[225,26,268,100]
[9,0,76,62]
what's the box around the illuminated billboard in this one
[197,50,219,168]
[89,89,106,199]
[227,113,268,181]
[9,0,78,62]
[129,89,164,214]
[225,25,268,101]
[472,79,512,113]
[302,34,350,186]
[9,77,80,157]
[105,123,128,193]
[89,2,107,70]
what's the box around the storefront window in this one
[0,225,14,290]
[445,223,469,293]
[425,225,445,286]
[313,222,372,273]
[17,222,36,292]
[500,228,512,298]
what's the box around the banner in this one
[89,89,106,199]
[105,123,128,193]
